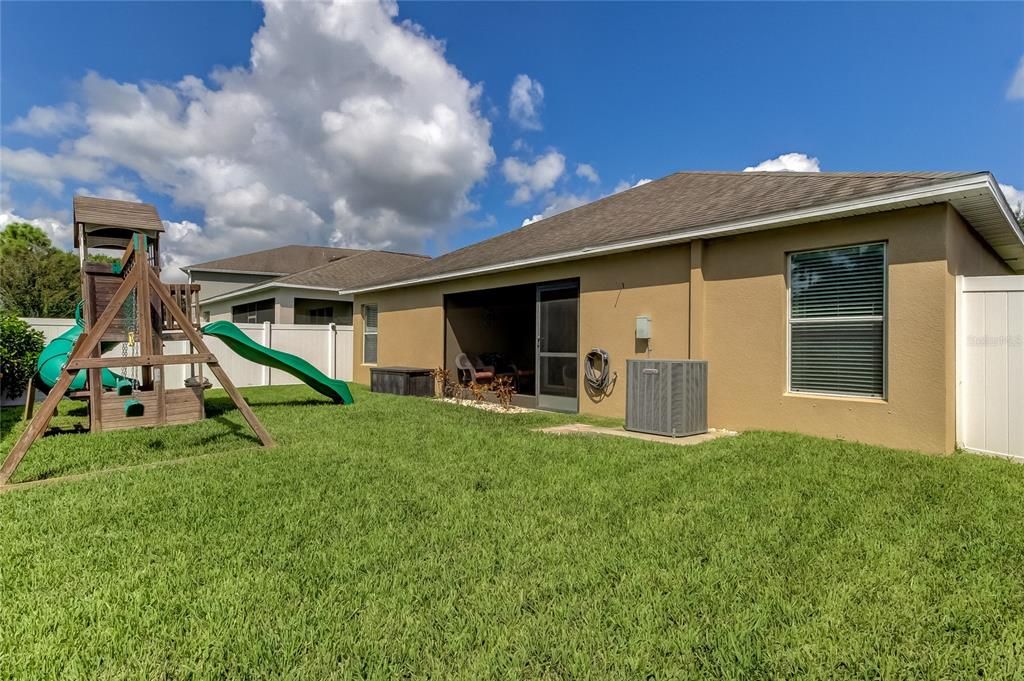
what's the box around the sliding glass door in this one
[536,281,579,412]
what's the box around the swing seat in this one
[124,399,145,417]
[115,378,134,396]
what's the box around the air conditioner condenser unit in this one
[625,359,708,437]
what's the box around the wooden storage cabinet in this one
[370,367,434,397]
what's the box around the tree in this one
[88,252,119,266]
[0,313,45,399]
[1007,194,1024,230]
[0,222,52,254]
[0,222,80,318]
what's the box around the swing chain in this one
[124,288,139,391]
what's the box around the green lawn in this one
[2,385,1023,679]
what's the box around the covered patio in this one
[443,279,579,412]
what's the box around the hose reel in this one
[584,348,614,393]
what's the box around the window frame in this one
[231,298,275,324]
[786,241,888,400]
[362,303,379,366]
[308,306,333,324]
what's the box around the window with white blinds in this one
[362,304,378,365]
[788,242,886,398]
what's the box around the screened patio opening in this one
[443,278,580,412]
[444,283,537,399]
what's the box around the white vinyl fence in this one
[3,319,353,406]
[958,276,1024,459]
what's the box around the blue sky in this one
[2,1,1022,274]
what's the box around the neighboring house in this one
[346,171,1023,454]
[183,245,361,299]
[183,246,428,325]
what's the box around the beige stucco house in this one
[182,245,427,325]
[347,171,1023,454]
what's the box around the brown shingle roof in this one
[357,171,978,288]
[184,245,367,274]
[272,250,429,289]
[73,195,164,233]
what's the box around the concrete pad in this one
[536,423,736,446]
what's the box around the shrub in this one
[430,367,448,397]
[468,382,487,403]
[430,367,460,399]
[492,376,516,410]
[0,313,44,399]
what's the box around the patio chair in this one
[455,353,496,385]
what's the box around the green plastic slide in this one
[36,324,129,392]
[201,321,354,405]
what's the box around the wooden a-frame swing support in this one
[0,251,273,486]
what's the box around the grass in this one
[2,384,1024,679]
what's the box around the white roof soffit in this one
[952,174,1024,272]
[345,173,1024,294]
[200,282,350,305]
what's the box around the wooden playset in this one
[1,196,273,485]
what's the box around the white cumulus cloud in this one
[521,193,590,226]
[1,0,495,266]
[612,177,652,194]
[509,74,544,130]
[522,176,652,226]
[502,150,566,203]
[75,185,141,203]
[7,103,82,136]
[159,219,205,280]
[1,147,106,194]
[743,152,821,173]
[1007,56,1024,100]
[1000,183,1024,215]
[0,210,73,246]
[576,163,600,184]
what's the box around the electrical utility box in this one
[625,359,708,437]
[635,315,652,340]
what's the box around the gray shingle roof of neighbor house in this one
[349,170,1024,291]
[182,245,368,275]
[197,249,431,304]
[271,250,430,288]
